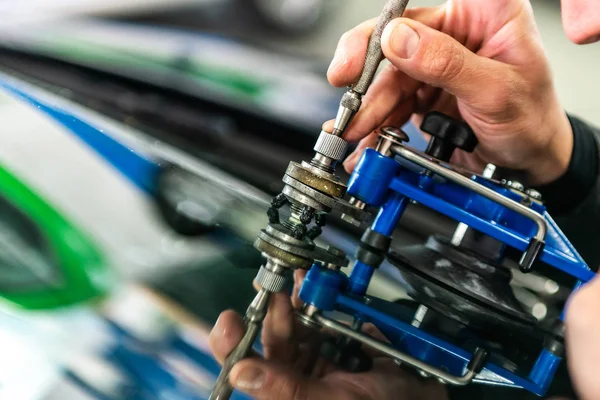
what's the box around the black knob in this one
[320,336,373,373]
[420,111,478,162]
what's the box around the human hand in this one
[565,275,600,400]
[209,271,448,400]
[326,0,573,186]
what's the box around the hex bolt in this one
[501,179,525,192]
[526,189,542,201]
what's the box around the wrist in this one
[525,110,574,186]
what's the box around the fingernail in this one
[234,367,265,391]
[389,22,419,59]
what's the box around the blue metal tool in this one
[297,112,591,396]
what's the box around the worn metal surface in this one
[285,161,346,198]
[282,184,330,212]
[282,175,366,220]
[254,236,313,270]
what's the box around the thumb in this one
[381,17,508,105]
[230,358,338,400]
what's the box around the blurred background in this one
[0,1,594,400]
[0,0,596,124]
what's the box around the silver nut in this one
[525,189,542,200]
[501,179,525,192]
[313,131,349,161]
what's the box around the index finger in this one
[327,17,378,87]
[327,7,445,88]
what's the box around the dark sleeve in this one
[533,115,600,270]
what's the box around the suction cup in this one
[389,236,539,336]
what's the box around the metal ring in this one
[286,162,346,198]
[282,175,367,221]
[282,184,329,212]
[266,223,313,248]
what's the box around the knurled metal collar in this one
[255,265,287,292]
[314,131,349,161]
[341,91,361,112]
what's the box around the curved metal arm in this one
[314,314,487,386]
[391,144,547,270]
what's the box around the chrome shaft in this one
[209,289,271,400]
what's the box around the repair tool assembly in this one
[210,0,593,398]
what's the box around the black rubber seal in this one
[355,245,385,267]
[360,228,392,253]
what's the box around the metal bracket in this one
[313,314,488,386]
[391,144,547,269]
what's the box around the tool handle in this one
[209,321,261,400]
[352,0,410,95]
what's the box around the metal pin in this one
[412,305,429,328]
[451,164,496,246]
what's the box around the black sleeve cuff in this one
[533,115,599,215]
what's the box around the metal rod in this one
[314,314,485,386]
[450,164,497,246]
[411,305,429,328]
[332,0,410,137]
[391,145,547,243]
[352,0,410,95]
[209,289,271,400]
[451,223,469,246]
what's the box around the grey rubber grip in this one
[352,0,410,95]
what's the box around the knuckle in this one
[291,381,309,400]
[425,41,465,83]
[267,376,306,400]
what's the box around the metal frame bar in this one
[314,314,486,386]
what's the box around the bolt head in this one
[501,179,525,192]
[525,189,542,200]
[379,126,409,144]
